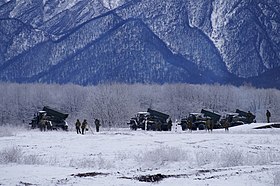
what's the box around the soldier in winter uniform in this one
[81,119,88,135]
[206,118,211,132]
[156,120,162,131]
[167,118,172,131]
[95,119,101,132]
[187,119,192,132]
[246,111,254,123]
[210,118,214,132]
[266,110,271,123]
[39,120,47,132]
[224,119,230,131]
[75,119,81,134]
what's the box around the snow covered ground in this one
[1,123,280,186]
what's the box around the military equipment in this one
[179,109,223,131]
[220,112,244,127]
[127,108,170,131]
[235,109,256,123]
[42,106,68,120]
[29,106,69,131]
[179,113,207,131]
[201,109,221,124]
[179,118,188,131]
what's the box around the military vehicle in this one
[220,112,243,127]
[235,109,256,124]
[179,112,207,131]
[220,111,250,127]
[201,109,222,129]
[179,109,222,131]
[29,106,69,131]
[127,112,149,130]
[179,108,256,131]
[127,108,170,131]
[218,109,256,128]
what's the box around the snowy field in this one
[1,123,280,186]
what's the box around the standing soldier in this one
[205,118,211,132]
[224,119,230,132]
[187,119,192,132]
[95,119,101,132]
[210,118,214,132]
[266,110,271,123]
[81,119,88,135]
[246,111,253,123]
[75,119,81,134]
[167,118,172,131]
[39,120,46,132]
[156,120,162,131]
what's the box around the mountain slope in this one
[0,13,123,81]
[0,0,279,87]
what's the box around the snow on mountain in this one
[0,0,279,87]
[209,0,280,78]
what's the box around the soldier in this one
[246,111,253,123]
[95,118,101,132]
[266,110,271,123]
[187,119,192,132]
[210,118,214,132]
[81,119,88,135]
[39,120,46,132]
[167,118,172,131]
[224,119,230,132]
[156,120,162,131]
[205,118,211,132]
[75,119,81,134]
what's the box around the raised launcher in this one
[235,109,256,124]
[201,109,222,129]
[29,106,69,131]
[127,108,170,131]
[147,108,170,131]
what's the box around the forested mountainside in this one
[0,0,279,87]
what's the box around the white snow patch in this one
[0,126,279,185]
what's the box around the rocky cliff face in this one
[0,0,279,87]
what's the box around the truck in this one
[235,109,256,124]
[29,106,69,131]
[179,109,222,131]
[179,113,206,131]
[127,108,170,131]
[201,109,221,127]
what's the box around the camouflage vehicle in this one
[179,112,207,131]
[127,108,170,131]
[29,106,69,131]
[179,109,222,131]
[235,109,256,124]
[201,109,222,129]
[220,112,245,127]
[127,112,149,130]
[219,109,256,128]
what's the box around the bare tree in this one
[1,82,280,126]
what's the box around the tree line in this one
[0,82,279,128]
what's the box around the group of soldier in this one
[74,110,272,134]
[75,118,101,134]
